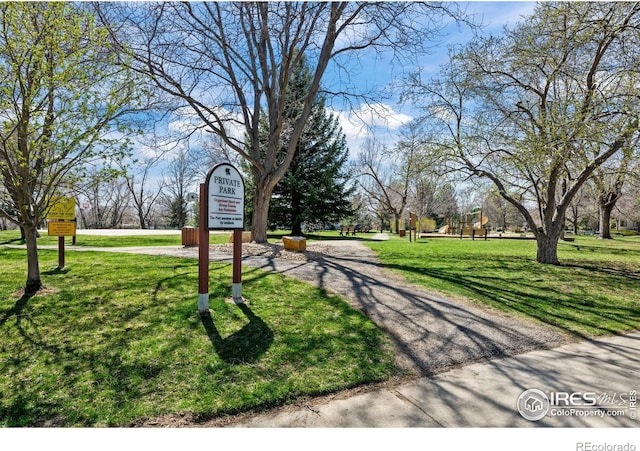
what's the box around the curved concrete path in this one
[225,330,640,427]
[226,241,569,376]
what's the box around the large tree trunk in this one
[134,202,147,229]
[251,181,276,243]
[570,205,579,235]
[598,202,613,239]
[532,212,566,265]
[138,209,147,229]
[291,222,303,237]
[290,211,304,237]
[24,224,42,295]
[536,232,562,265]
[597,194,618,240]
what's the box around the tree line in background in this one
[2,1,463,293]
[391,2,640,264]
[1,2,640,294]
[352,1,640,245]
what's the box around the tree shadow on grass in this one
[561,261,640,282]
[0,237,25,245]
[0,292,31,329]
[381,260,640,338]
[0,290,63,364]
[42,267,70,275]
[200,304,273,364]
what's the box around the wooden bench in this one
[339,226,356,236]
[228,231,252,243]
[459,227,487,240]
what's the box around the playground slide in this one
[473,216,489,229]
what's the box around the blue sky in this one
[132,2,538,175]
[331,1,537,156]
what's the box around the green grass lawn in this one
[0,247,395,426]
[365,235,640,338]
[0,230,230,247]
[0,229,375,247]
[5,228,638,426]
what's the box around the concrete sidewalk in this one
[226,331,640,427]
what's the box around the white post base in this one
[232,283,245,304]
[198,293,209,312]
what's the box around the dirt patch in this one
[11,286,60,298]
[210,242,331,261]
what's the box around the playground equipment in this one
[436,210,490,239]
[473,215,489,229]
[460,209,489,240]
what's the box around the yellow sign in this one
[48,197,76,220]
[48,221,76,237]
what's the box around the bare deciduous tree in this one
[121,157,165,229]
[162,148,197,229]
[407,2,640,264]
[356,133,423,234]
[76,169,131,229]
[591,142,639,239]
[96,1,466,242]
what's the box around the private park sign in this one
[199,163,246,312]
[206,163,245,230]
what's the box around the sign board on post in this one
[47,196,76,268]
[48,221,76,237]
[47,197,76,221]
[409,212,417,242]
[199,163,246,312]
[206,164,245,230]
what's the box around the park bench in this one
[228,231,252,243]
[459,227,487,241]
[339,226,356,236]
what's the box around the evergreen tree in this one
[266,59,355,235]
[166,197,188,229]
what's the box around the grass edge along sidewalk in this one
[364,235,640,338]
[0,247,395,427]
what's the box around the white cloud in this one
[467,1,537,31]
[330,103,413,157]
[128,106,247,163]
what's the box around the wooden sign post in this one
[199,163,245,313]
[409,212,417,242]
[198,182,210,312]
